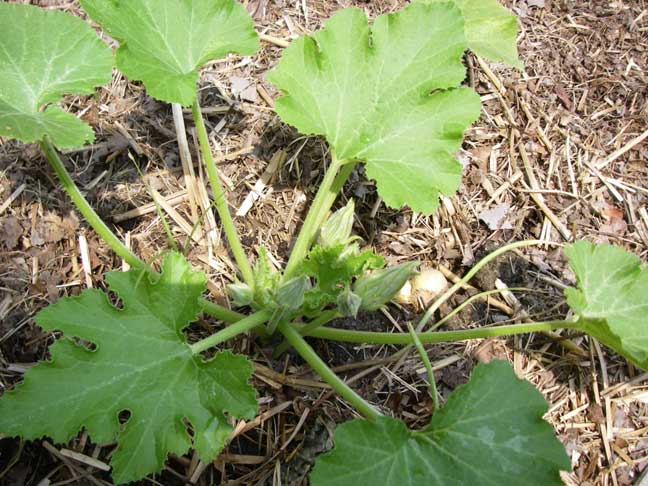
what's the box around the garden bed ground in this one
[1,0,647,485]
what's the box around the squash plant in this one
[1,1,647,485]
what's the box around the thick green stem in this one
[40,138,240,325]
[295,320,579,345]
[199,299,245,324]
[41,139,143,269]
[274,309,341,356]
[329,162,356,200]
[277,321,380,420]
[190,310,271,354]
[283,156,354,280]
[192,101,254,287]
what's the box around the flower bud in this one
[275,275,311,311]
[354,262,419,311]
[318,199,355,248]
[253,246,279,308]
[227,283,253,307]
[336,287,362,318]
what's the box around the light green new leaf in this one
[417,0,522,68]
[566,241,648,370]
[311,360,569,485]
[251,246,281,309]
[300,243,384,316]
[0,253,257,485]
[268,3,481,214]
[301,244,385,297]
[79,0,259,106]
[0,4,112,148]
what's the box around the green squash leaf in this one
[418,0,522,68]
[0,253,257,485]
[311,360,569,485]
[302,244,385,297]
[79,0,259,106]
[267,3,481,214]
[566,241,648,370]
[0,4,113,148]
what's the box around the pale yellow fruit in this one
[411,268,448,306]
[393,268,448,307]
[394,279,413,304]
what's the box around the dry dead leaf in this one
[230,75,257,102]
[479,203,514,230]
[31,212,79,246]
[1,216,23,249]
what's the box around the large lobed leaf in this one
[0,253,258,484]
[0,4,112,148]
[566,241,648,369]
[79,0,259,106]
[268,3,482,214]
[311,360,569,485]
[418,0,523,68]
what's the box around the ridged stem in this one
[294,320,579,345]
[278,321,380,420]
[40,138,240,324]
[190,310,271,354]
[282,155,355,280]
[192,101,254,287]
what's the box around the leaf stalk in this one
[191,100,254,287]
[40,138,240,324]
[407,322,439,410]
[282,154,355,280]
[190,310,271,354]
[294,319,579,345]
[199,299,245,324]
[277,321,381,420]
[274,309,341,356]
[41,138,143,269]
